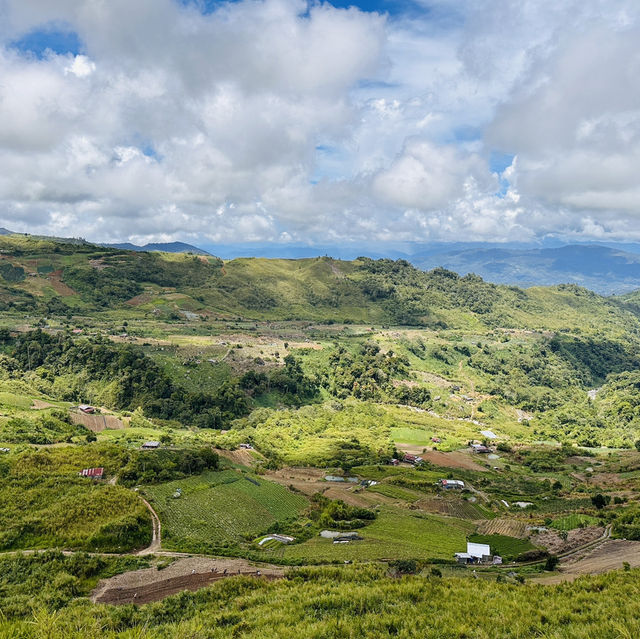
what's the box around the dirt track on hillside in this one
[535,540,640,584]
[91,557,284,605]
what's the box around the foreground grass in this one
[2,562,640,638]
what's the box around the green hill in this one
[1,235,639,336]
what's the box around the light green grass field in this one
[143,470,308,547]
[281,507,475,562]
[550,514,601,530]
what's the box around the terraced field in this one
[477,518,528,538]
[143,471,308,548]
[281,507,475,562]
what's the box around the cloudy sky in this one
[0,0,638,249]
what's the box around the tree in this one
[635,440,640,452]
[591,493,610,510]
[544,555,560,571]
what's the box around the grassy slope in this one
[6,563,640,637]
[2,235,640,336]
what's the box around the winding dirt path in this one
[137,497,162,555]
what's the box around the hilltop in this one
[1,235,639,336]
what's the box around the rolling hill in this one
[415,245,640,295]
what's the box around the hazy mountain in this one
[0,227,15,235]
[103,241,211,256]
[415,245,640,295]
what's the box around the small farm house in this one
[455,542,495,565]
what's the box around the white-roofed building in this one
[455,542,494,564]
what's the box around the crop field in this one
[281,507,475,562]
[417,497,494,520]
[468,533,535,560]
[367,483,422,502]
[353,465,443,484]
[477,518,529,538]
[143,470,308,547]
[535,497,594,514]
[551,514,601,530]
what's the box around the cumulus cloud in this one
[0,0,639,245]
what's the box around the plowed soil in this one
[70,411,125,432]
[530,526,604,555]
[91,557,284,605]
[421,450,487,472]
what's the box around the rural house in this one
[454,542,502,565]
[438,479,465,490]
[470,443,490,454]
[79,467,104,479]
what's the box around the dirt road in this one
[137,498,162,555]
[535,539,640,584]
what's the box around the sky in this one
[0,0,639,249]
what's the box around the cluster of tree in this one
[319,342,426,406]
[62,252,222,307]
[310,495,377,531]
[7,330,249,427]
[240,354,319,404]
[119,447,219,486]
[0,410,86,445]
[0,263,25,283]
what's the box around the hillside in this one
[1,235,639,335]
[102,241,211,255]
[415,245,640,295]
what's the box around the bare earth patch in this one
[31,400,56,410]
[91,556,284,605]
[214,447,264,467]
[70,411,126,432]
[264,467,393,506]
[530,526,604,555]
[421,450,488,472]
[47,270,76,296]
[535,539,640,584]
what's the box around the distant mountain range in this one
[414,245,640,295]
[102,241,211,256]
[3,225,640,294]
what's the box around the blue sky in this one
[10,25,84,58]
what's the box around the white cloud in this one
[0,0,639,245]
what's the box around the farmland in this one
[281,507,475,562]
[551,514,602,530]
[142,470,308,550]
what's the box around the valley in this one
[2,236,640,637]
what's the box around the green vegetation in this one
[282,507,474,562]
[142,470,307,551]
[0,551,149,618]
[550,514,601,531]
[5,560,640,638]
[3,236,640,635]
[0,446,150,552]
